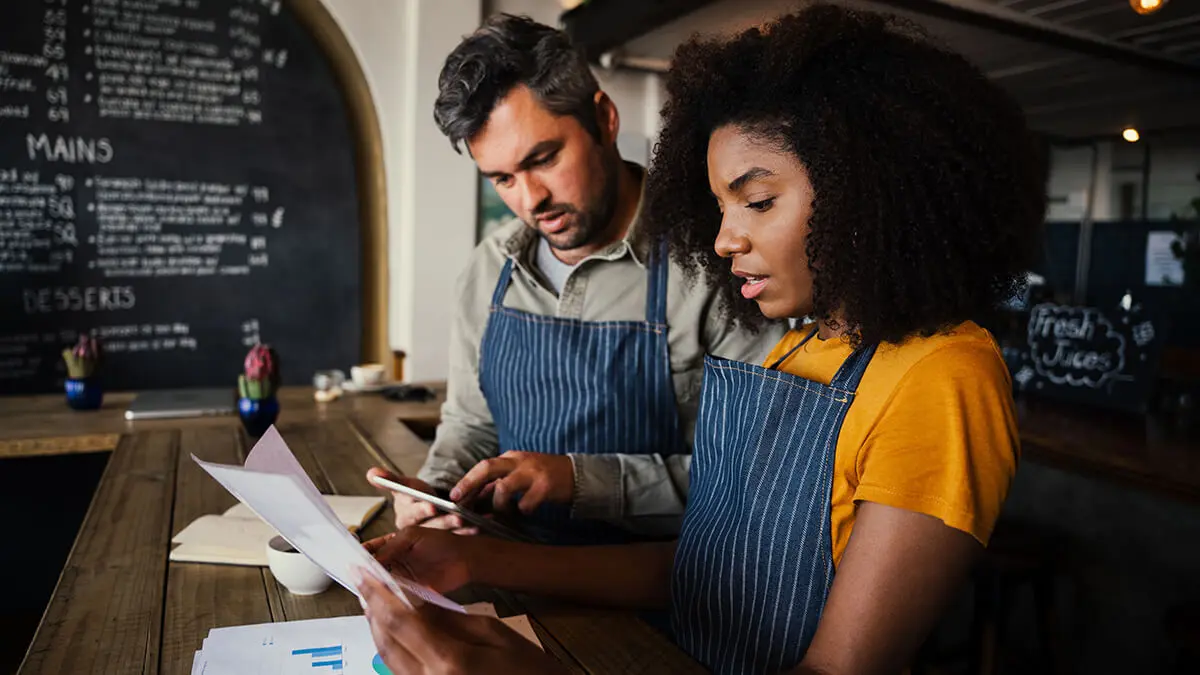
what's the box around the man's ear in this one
[594,90,620,146]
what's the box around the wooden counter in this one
[7,384,1197,503]
[1017,398,1200,505]
[6,383,1198,674]
[4,388,702,675]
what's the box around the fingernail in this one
[449,488,461,500]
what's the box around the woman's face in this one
[708,125,816,320]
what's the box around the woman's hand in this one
[363,527,474,595]
[357,573,566,675]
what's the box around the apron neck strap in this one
[830,342,877,392]
[768,325,878,393]
[767,324,819,370]
[644,241,669,325]
[492,241,669,320]
[490,257,517,308]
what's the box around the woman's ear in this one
[594,91,620,146]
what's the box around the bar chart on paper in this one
[292,645,344,671]
[192,616,392,674]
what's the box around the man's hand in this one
[363,527,473,595]
[451,451,574,514]
[357,572,566,675]
[366,467,478,535]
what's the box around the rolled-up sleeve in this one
[417,259,499,491]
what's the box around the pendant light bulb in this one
[1130,0,1168,16]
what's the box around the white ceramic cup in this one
[350,363,385,388]
[266,535,332,595]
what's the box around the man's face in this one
[469,85,617,252]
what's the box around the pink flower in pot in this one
[239,343,281,400]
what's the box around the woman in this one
[356,5,1045,674]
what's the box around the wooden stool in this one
[1164,601,1200,674]
[968,519,1064,675]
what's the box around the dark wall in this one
[1035,220,1200,347]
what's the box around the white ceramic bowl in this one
[266,535,332,595]
[350,363,385,388]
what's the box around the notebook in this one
[170,494,386,566]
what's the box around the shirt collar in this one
[502,162,651,270]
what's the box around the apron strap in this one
[644,241,670,325]
[490,257,517,308]
[494,242,669,319]
[767,325,820,370]
[830,342,877,392]
[768,325,877,393]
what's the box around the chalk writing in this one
[1027,304,1126,389]
[26,134,114,163]
[1009,302,1164,412]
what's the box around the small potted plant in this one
[62,334,103,410]
[237,342,281,437]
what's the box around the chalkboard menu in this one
[1007,302,1166,413]
[1,0,362,394]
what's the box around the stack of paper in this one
[171,495,386,566]
[191,608,541,674]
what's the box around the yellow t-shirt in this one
[764,321,1018,567]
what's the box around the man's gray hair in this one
[434,13,602,154]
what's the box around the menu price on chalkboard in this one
[1007,302,1166,413]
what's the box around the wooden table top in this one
[7,391,703,675]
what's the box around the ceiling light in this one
[1130,0,1168,16]
[1123,128,1141,142]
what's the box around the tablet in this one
[368,474,535,543]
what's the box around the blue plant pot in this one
[65,377,104,410]
[238,396,280,437]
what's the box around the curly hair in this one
[643,4,1047,346]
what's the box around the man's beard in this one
[529,160,620,252]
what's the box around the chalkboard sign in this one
[1007,302,1166,413]
[0,0,363,394]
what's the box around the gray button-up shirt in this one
[418,193,785,533]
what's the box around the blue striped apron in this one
[478,242,684,543]
[671,328,876,674]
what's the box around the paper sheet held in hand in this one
[192,425,462,612]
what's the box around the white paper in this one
[224,494,384,531]
[192,426,463,613]
[243,426,348,528]
[1146,231,1185,286]
[201,616,380,675]
[193,610,542,675]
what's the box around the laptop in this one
[124,388,237,421]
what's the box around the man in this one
[368,14,783,542]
